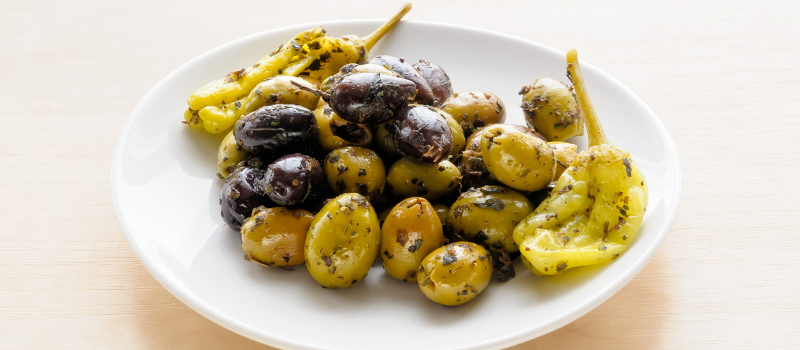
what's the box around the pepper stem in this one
[567,49,608,147]
[362,3,412,51]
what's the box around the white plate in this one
[112,20,681,350]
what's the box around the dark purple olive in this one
[263,154,324,206]
[329,73,416,125]
[390,105,453,163]
[412,60,453,106]
[369,55,435,106]
[233,104,317,159]
[220,166,268,231]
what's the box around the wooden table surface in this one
[2,0,799,348]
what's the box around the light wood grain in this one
[2,0,799,348]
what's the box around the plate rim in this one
[111,18,683,350]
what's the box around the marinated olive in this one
[369,55,435,105]
[241,206,313,267]
[313,105,373,152]
[329,73,416,124]
[305,193,380,288]
[446,186,533,253]
[412,60,453,106]
[549,141,578,181]
[234,104,317,159]
[380,198,444,281]
[391,105,453,163]
[519,78,582,141]
[479,124,556,192]
[220,166,268,231]
[321,63,399,93]
[374,121,401,160]
[217,130,251,179]
[417,242,492,306]
[460,124,541,189]
[241,76,321,114]
[263,154,324,206]
[440,91,506,136]
[432,203,450,226]
[386,157,460,200]
[437,108,465,158]
[324,147,386,202]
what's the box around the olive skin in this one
[374,121,401,158]
[460,124,542,189]
[549,141,578,182]
[440,91,506,136]
[321,63,399,93]
[437,108,465,158]
[417,242,492,306]
[234,104,317,159]
[520,78,582,141]
[391,105,453,163]
[305,193,381,288]
[369,55,435,106]
[242,76,321,114]
[329,73,417,124]
[380,198,444,282]
[386,157,461,200]
[479,124,556,192]
[313,104,372,152]
[324,147,386,202]
[432,203,450,226]
[241,206,313,267]
[263,154,324,206]
[412,60,453,106]
[217,130,251,179]
[220,166,268,231]
[446,186,533,253]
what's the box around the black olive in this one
[233,104,317,159]
[220,166,269,231]
[369,55,435,106]
[412,60,453,106]
[329,73,416,124]
[264,154,324,206]
[391,105,453,163]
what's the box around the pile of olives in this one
[216,55,583,306]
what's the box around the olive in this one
[263,154,324,206]
[386,157,461,200]
[519,78,582,141]
[437,108,465,158]
[412,60,453,106]
[241,76,321,115]
[374,121,401,158]
[446,186,533,253]
[321,63,399,93]
[313,104,372,152]
[391,105,453,163]
[217,130,251,179]
[234,104,317,159]
[305,193,380,288]
[369,55,435,105]
[241,206,313,267]
[380,198,444,281]
[460,124,543,189]
[549,141,578,182]
[220,166,269,231]
[329,73,416,124]
[417,242,492,306]
[479,124,556,192]
[432,203,450,226]
[324,147,386,202]
[440,91,506,136]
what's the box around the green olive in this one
[479,124,555,192]
[446,186,533,253]
[314,105,373,152]
[417,242,492,306]
[460,124,542,190]
[305,193,380,288]
[380,198,444,281]
[241,206,313,267]
[437,108,465,158]
[324,147,386,202]
[217,130,251,179]
[374,121,401,157]
[519,78,582,141]
[440,91,505,136]
[241,76,321,114]
[432,203,450,226]
[549,141,578,182]
[386,157,461,200]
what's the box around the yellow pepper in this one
[512,49,649,275]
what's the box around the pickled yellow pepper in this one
[184,4,412,134]
[512,49,649,276]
